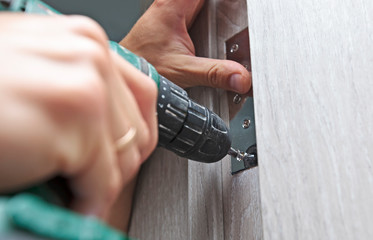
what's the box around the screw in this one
[242,119,251,129]
[227,147,247,162]
[233,94,242,104]
[230,44,239,53]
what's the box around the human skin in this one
[121,0,252,94]
[0,13,158,219]
[109,0,252,232]
[0,0,252,234]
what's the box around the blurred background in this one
[44,0,153,41]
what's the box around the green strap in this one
[2,194,133,240]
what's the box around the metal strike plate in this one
[225,28,258,174]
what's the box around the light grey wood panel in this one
[130,1,264,239]
[188,1,225,239]
[247,0,373,239]
[187,160,224,240]
[128,149,189,239]
[222,168,262,239]
[215,1,263,239]
[130,1,226,239]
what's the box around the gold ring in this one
[116,127,137,152]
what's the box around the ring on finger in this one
[116,127,137,152]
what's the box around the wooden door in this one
[129,0,262,239]
[130,0,373,239]
[248,0,373,239]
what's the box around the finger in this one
[100,64,150,193]
[66,15,109,47]
[8,33,105,64]
[117,142,141,186]
[105,79,142,186]
[161,55,252,94]
[2,14,108,46]
[0,14,66,34]
[111,52,158,159]
[106,78,144,183]
[69,131,121,219]
[103,53,151,183]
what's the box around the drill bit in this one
[228,147,257,168]
[227,147,247,161]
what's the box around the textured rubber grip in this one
[157,76,189,145]
[157,77,231,163]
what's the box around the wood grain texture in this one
[128,150,189,239]
[215,0,263,240]
[188,2,225,239]
[130,0,263,239]
[247,0,373,239]
[130,1,226,239]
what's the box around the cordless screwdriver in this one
[0,1,256,238]
[0,0,246,163]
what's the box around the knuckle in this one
[69,16,107,40]
[73,15,98,28]
[207,65,220,88]
[77,39,108,66]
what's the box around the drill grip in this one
[1,0,232,163]
[111,43,232,162]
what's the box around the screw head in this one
[242,119,251,129]
[230,43,239,53]
[233,94,242,104]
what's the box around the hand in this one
[120,0,251,94]
[0,14,157,219]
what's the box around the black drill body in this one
[1,0,233,163]
[157,76,231,163]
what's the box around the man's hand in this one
[121,0,251,94]
[0,14,158,219]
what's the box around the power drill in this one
[0,0,234,163]
[0,1,254,239]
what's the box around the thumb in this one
[162,55,252,94]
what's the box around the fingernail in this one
[229,74,243,92]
